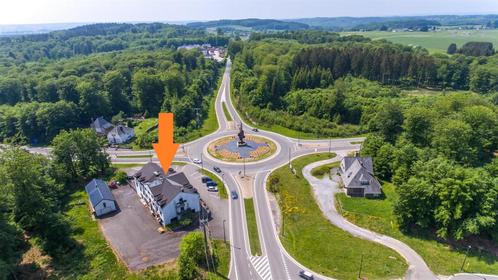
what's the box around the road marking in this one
[250,255,272,280]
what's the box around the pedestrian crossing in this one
[250,255,272,280]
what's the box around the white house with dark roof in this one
[85,179,117,217]
[133,162,200,225]
[107,124,135,144]
[340,156,382,197]
[90,117,114,135]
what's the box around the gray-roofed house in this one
[91,117,114,135]
[133,162,200,225]
[107,124,135,144]
[340,156,382,197]
[85,179,117,217]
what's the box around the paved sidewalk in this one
[302,157,437,280]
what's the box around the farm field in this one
[341,29,498,53]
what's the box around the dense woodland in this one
[230,32,498,245]
[0,24,224,145]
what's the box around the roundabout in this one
[207,127,278,163]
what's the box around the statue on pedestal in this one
[237,122,247,147]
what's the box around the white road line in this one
[250,256,272,280]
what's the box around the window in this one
[360,180,369,185]
[103,202,107,208]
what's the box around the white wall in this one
[161,192,200,225]
[94,199,116,216]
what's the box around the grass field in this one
[270,153,407,279]
[200,169,228,199]
[222,102,233,121]
[336,183,498,275]
[342,29,498,53]
[244,198,262,256]
[116,154,152,158]
[111,163,145,168]
[310,160,339,178]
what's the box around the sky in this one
[0,0,498,25]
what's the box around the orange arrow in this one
[153,113,180,173]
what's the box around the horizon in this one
[1,0,498,25]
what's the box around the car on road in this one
[206,181,218,187]
[299,270,314,280]
[201,176,211,183]
[168,167,176,174]
[252,128,259,132]
[192,158,202,164]
[213,166,222,173]
[207,186,218,192]
[230,190,238,200]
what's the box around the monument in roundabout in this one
[207,123,277,162]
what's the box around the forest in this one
[0,23,224,145]
[230,31,498,245]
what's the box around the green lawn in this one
[111,163,145,168]
[222,102,233,122]
[341,29,498,53]
[336,183,498,275]
[244,198,262,256]
[270,153,407,280]
[200,169,228,199]
[208,240,231,279]
[310,160,339,178]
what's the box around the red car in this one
[108,181,118,189]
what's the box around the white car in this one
[207,186,218,192]
[192,158,202,164]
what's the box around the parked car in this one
[192,158,202,164]
[231,190,238,200]
[168,167,176,174]
[213,166,222,173]
[206,181,218,187]
[299,270,314,280]
[201,176,211,183]
[108,181,118,189]
[252,128,259,132]
[207,186,218,192]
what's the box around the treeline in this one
[0,23,228,64]
[448,42,495,57]
[248,30,370,44]
[187,18,309,31]
[0,129,111,279]
[0,48,221,144]
[361,93,498,242]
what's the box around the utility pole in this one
[223,219,227,244]
[288,147,291,168]
[460,245,472,272]
[200,202,211,275]
[201,153,204,170]
[358,253,364,279]
[328,138,331,154]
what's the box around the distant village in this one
[177,43,226,62]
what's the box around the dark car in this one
[231,190,238,200]
[201,176,212,183]
[299,270,314,280]
[213,166,222,173]
[252,128,259,132]
[206,181,218,187]
[168,167,176,174]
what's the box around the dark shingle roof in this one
[85,179,115,207]
[134,163,197,206]
[90,117,113,134]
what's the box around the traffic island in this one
[207,135,277,163]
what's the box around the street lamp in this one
[460,245,472,272]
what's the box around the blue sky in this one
[1,0,498,24]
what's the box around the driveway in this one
[302,156,437,280]
[99,185,187,271]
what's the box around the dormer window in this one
[360,180,369,185]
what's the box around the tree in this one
[368,102,404,142]
[178,231,205,280]
[132,70,165,116]
[432,119,476,165]
[77,81,111,122]
[447,43,457,55]
[403,107,434,146]
[103,70,131,115]
[51,129,109,180]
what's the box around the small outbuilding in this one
[85,179,117,217]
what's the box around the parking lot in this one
[99,164,229,271]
